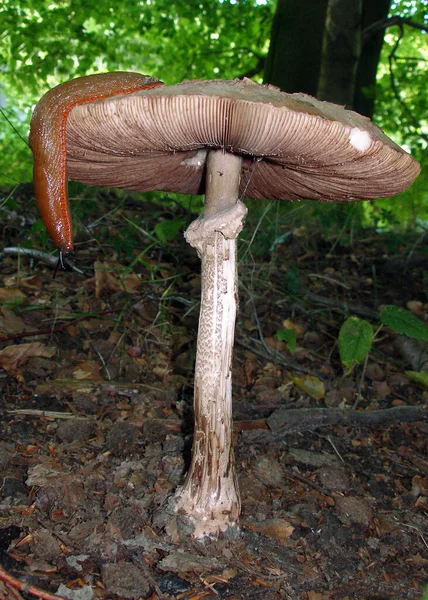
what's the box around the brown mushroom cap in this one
[66,78,420,202]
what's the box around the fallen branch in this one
[242,405,427,443]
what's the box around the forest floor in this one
[0,187,427,600]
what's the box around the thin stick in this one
[0,562,66,600]
[0,309,121,343]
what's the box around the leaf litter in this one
[0,190,426,599]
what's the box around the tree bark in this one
[317,0,363,106]
[263,0,328,96]
[353,0,392,117]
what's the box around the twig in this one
[307,273,351,290]
[7,409,87,419]
[0,247,84,274]
[323,435,346,464]
[0,309,121,343]
[0,562,66,600]
[301,288,379,320]
[282,469,332,498]
[235,336,310,374]
[353,351,370,410]
[131,555,168,600]
[363,15,428,40]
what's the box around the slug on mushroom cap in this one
[29,72,163,256]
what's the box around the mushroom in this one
[31,77,420,538]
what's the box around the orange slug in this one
[29,72,163,257]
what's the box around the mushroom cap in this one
[66,78,420,202]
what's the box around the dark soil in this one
[0,187,427,600]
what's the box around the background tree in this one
[354,0,392,117]
[0,0,426,226]
[263,0,328,97]
[316,0,363,106]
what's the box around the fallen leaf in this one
[158,552,223,573]
[0,307,26,335]
[86,261,142,298]
[406,300,424,315]
[290,373,325,400]
[0,342,55,381]
[242,518,295,545]
[0,287,27,306]
[265,336,287,352]
[282,319,304,338]
[73,361,103,381]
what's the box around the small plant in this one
[338,305,428,384]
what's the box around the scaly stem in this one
[174,150,247,537]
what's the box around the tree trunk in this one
[317,0,363,107]
[353,0,392,117]
[263,0,328,96]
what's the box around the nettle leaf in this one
[338,317,374,374]
[276,328,297,354]
[154,219,183,242]
[380,305,428,342]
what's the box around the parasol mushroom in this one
[30,76,420,538]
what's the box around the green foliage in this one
[0,0,273,189]
[380,305,428,341]
[338,317,374,375]
[154,219,184,242]
[405,371,428,387]
[285,269,302,297]
[0,0,426,234]
[276,328,297,354]
[339,305,428,375]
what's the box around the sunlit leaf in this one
[155,219,184,242]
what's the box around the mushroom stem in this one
[175,149,247,537]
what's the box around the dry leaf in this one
[243,518,295,545]
[264,336,287,352]
[0,342,55,381]
[290,374,325,400]
[0,307,26,335]
[282,319,304,338]
[307,592,333,600]
[85,261,141,297]
[73,361,103,381]
[0,287,27,306]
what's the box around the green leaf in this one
[154,219,183,242]
[405,371,428,388]
[338,317,374,375]
[381,305,428,342]
[276,328,297,354]
[285,269,301,296]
